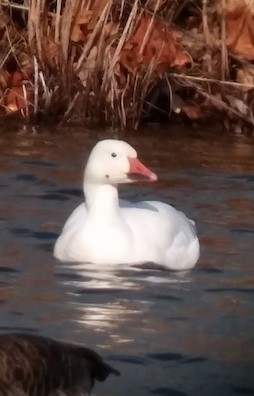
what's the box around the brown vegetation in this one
[0,0,254,131]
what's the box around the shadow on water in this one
[0,125,254,395]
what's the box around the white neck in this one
[84,180,120,216]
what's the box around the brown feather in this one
[0,333,119,396]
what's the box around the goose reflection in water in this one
[58,262,192,340]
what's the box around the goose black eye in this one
[111,152,117,158]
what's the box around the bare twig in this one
[33,55,39,115]
[221,0,229,80]
[63,92,80,120]
[202,0,212,73]
[0,0,29,11]
[171,73,254,90]
[139,0,161,54]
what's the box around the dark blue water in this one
[0,126,254,395]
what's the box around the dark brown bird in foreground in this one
[0,333,120,396]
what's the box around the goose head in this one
[84,139,157,184]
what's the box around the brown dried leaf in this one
[145,0,167,12]
[5,86,33,116]
[237,65,254,91]
[0,9,9,40]
[0,71,11,89]
[11,71,24,87]
[71,9,93,43]
[173,46,192,67]
[121,15,191,73]
[181,105,205,120]
[225,0,254,14]
[104,22,120,40]
[0,69,32,93]
[42,37,60,69]
[91,0,108,11]
[120,44,143,74]
[114,61,127,87]
[75,46,98,87]
[88,0,109,30]
[19,53,33,78]
[226,0,254,60]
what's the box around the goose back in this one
[0,333,119,396]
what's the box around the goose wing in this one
[0,333,119,396]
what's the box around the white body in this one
[54,140,199,270]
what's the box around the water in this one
[0,125,254,395]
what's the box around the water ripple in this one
[150,387,187,396]
[0,266,19,274]
[11,228,58,240]
[205,288,254,294]
[22,160,59,168]
[147,352,184,362]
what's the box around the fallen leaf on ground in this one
[88,0,109,30]
[0,70,11,89]
[226,0,254,60]
[11,71,24,87]
[145,0,167,12]
[71,9,93,42]
[237,64,254,91]
[3,85,33,117]
[75,46,98,87]
[120,43,143,74]
[103,22,119,40]
[42,37,60,69]
[19,52,33,77]
[120,15,191,74]
[181,104,205,120]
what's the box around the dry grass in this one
[0,0,254,131]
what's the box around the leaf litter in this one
[0,0,253,131]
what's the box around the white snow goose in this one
[0,333,119,396]
[54,139,200,270]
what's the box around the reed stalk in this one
[0,0,253,131]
